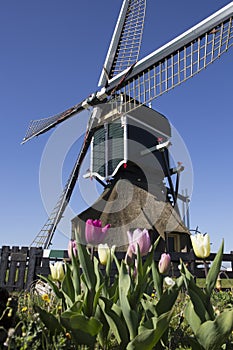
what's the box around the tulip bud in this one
[98,244,115,265]
[98,244,109,265]
[49,262,65,282]
[68,240,77,259]
[127,228,151,257]
[164,276,175,287]
[190,233,210,259]
[158,253,171,274]
[85,219,111,245]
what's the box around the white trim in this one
[107,2,233,90]
[140,140,171,156]
[104,123,109,178]
[122,115,128,163]
[98,0,130,87]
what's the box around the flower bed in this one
[0,235,233,349]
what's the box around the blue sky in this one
[0,0,232,254]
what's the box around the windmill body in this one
[84,100,171,182]
[22,0,233,249]
[72,103,190,252]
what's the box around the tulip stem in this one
[90,246,94,260]
[203,259,208,278]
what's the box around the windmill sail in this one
[22,0,146,145]
[30,114,97,248]
[22,101,84,144]
[106,2,233,112]
[98,0,146,87]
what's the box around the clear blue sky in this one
[0,0,232,254]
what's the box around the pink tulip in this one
[85,219,110,245]
[68,240,77,259]
[127,228,151,257]
[158,253,171,274]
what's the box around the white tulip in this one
[190,233,210,259]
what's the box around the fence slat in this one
[7,246,20,291]
[15,247,29,290]
[25,247,43,290]
[0,246,10,288]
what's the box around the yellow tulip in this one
[190,233,210,259]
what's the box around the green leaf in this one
[70,248,81,297]
[183,336,204,350]
[141,295,158,320]
[61,263,75,306]
[38,274,64,301]
[188,288,213,323]
[184,301,202,334]
[93,282,104,314]
[61,299,83,317]
[135,244,143,285]
[119,262,138,340]
[61,316,96,347]
[68,314,102,336]
[34,304,64,335]
[151,261,163,299]
[94,255,102,292]
[113,253,121,274]
[99,297,129,347]
[205,240,224,296]
[105,245,115,281]
[145,236,161,268]
[155,276,183,316]
[180,261,214,320]
[107,275,119,301]
[77,243,96,290]
[82,288,95,317]
[126,311,172,350]
[196,309,233,350]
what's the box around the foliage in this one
[0,238,233,349]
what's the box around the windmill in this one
[22,1,233,250]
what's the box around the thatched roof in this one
[71,169,189,250]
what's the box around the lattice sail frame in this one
[107,3,233,113]
[98,0,146,86]
[22,0,146,144]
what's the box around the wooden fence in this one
[0,246,233,292]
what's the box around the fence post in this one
[189,250,196,275]
[230,251,233,272]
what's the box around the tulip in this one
[190,233,210,259]
[127,228,151,257]
[68,240,77,259]
[158,253,171,274]
[164,276,175,287]
[49,262,65,282]
[98,244,115,265]
[85,219,111,245]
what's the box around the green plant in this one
[23,235,183,349]
[180,240,233,350]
